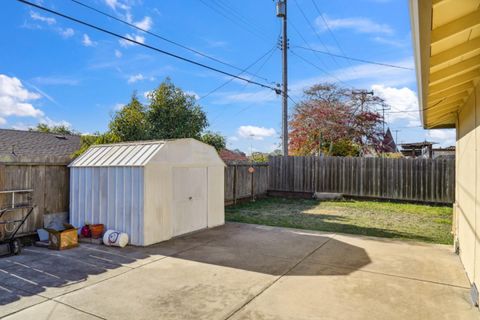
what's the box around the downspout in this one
[454,111,460,254]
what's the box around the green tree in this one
[73,132,121,157]
[250,152,269,163]
[72,78,215,157]
[147,79,208,139]
[109,94,148,141]
[31,123,76,135]
[201,131,226,151]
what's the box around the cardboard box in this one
[45,223,78,250]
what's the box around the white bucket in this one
[103,230,129,248]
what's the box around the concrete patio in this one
[0,222,477,319]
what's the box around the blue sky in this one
[1,0,455,153]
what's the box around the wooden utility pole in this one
[277,0,288,156]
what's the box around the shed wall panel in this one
[208,166,225,227]
[70,167,145,245]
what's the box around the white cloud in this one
[59,28,74,38]
[114,49,122,58]
[289,57,415,96]
[372,36,406,48]
[29,11,56,25]
[426,129,456,147]
[119,34,145,47]
[238,125,276,140]
[0,75,44,123]
[26,83,58,106]
[113,103,124,111]
[11,122,31,130]
[316,15,393,35]
[371,84,420,123]
[127,74,155,84]
[143,90,151,99]
[82,34,96,47]
[215,90,279,105]
[185,91,200,100]
[134,16,153,31]
[32,76,79,86]
[39,117,72,129]
[104,0,130,11]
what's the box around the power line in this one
[311,1,346,61]
[198,0,269,41]
[287,94,298,105]
[18,0,280,93]
[288,20,356,88]
[292,0,340,67]
[310,1,361,79]
[289,49,354,88]
[211,0,269,40]
[199,44,278,101]
[292,0,360,84]
[294,46,414,70]
[70,0,271,83]
[210,43,279,121]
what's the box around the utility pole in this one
[394,129,400,152]
[277,0,288,156]
[352,90,374,112]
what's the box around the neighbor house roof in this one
[409,0,480,129]
[0,129,81,158]
[399,141,437,149]
[382,128,397,153]
[218,149,248,162]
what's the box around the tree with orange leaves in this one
[289,83,386,156]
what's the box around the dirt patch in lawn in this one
[225,197,453,244]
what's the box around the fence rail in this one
[268,156,455,204]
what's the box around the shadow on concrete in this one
[0,223,371,308]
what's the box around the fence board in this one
[0,157,71,239]
[224,163,269,204]
[268,156,455,204]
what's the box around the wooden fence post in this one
[233,165,237,205]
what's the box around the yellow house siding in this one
[475,84,480,288]
[456,83,480,284]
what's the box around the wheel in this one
[9,239,21,255]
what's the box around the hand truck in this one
[0,190,35,257]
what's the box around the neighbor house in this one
[409,0,480,303]
[218,148,249,163]
[0,129,81,235]
[0,129,81,159]
[399,141,436,158]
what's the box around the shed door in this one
[173,167,208,236]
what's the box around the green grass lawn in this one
[225,197,453,244]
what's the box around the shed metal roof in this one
[69,141,165,167]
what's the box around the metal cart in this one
[0,190,35,257]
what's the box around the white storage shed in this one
[68,139,225,246]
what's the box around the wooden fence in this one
[268,156,456,204]
[225,163,269,205]
[0,155,70,238]
[0,155,457,239]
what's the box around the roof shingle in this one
[0,129,81,158]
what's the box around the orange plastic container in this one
[90,224,105,239]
